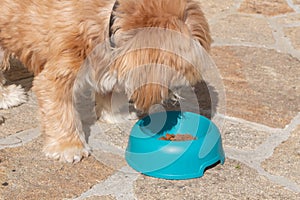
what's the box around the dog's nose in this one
[129,99,134,104]
[129,84,171,114]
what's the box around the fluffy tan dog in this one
[0,0,211,162]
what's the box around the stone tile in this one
[275,13,300,25]
[293,0,300,5]
[198,0,236,19]
[221,119,271,150]
[92,150,127,171]
[262,125,300,186]
[0,137,114,200]
[94,121,134,151]
[239,0,294,16]
[0,91,39,138]
[83,195,116,200]
[134,159,299,199]
[211,46,300,128]
[284,26,300,50]
[211,14,275,45]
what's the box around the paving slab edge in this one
[286,0,300,12]
[0,128,40,150]
[208,1,300,60]
[73,166,139,200]
[224,113,300,193]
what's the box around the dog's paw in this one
[98,110,138,124]
[44,142,91,163]
[0,84,27,109]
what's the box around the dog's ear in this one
[184,0,211,52]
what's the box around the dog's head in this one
[109,0,211,113]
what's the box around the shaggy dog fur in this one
[0,0,211,162]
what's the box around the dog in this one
[0,0,211,163]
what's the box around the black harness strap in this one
[108,0,119,48]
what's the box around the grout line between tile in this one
[0,128,40,150]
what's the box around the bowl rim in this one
[129,111,217,142]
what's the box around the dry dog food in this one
[159,133,196,141]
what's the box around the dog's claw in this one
[45,145,91,163]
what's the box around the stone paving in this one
[0,0,300,199]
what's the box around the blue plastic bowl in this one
[125,111,225,180]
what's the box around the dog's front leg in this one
[33,67,90,163]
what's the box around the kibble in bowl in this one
[159,133,197,141]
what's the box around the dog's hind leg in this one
[0,47,27,109]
